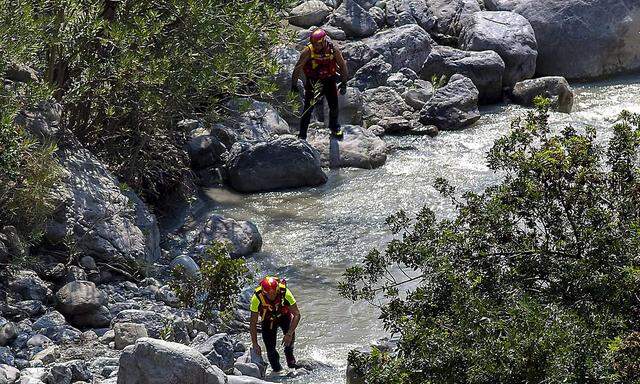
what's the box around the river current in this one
[198,75,640,383]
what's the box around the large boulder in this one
[226,137,327,193]
[289,1,332,27]
[118,338,226,384]
[427,0,482,37]
[459,11,537,86]
[486,0,640,79]
[69,305,112,328]
[8,271,52,302]
[191,333,235,371]
[421,46,505,104]
[114,323,149,350]
[329,0,379,38]
[362,24,435,72]
[32,311,81,344]
[339,41,382,74]
[419,74,480,131]
[45,145,160,265]
[308,125,387,169]
[55,281,107,316]
[226,99,290,141]
[347,56,392,91]
[385,0,436,31]
[511,76,574,113]
[193,215,262,257]
[362,86,412,124]
[110,310,169,339]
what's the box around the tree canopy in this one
[340,101,640,383]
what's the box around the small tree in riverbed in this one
[340,100,640,383]
[169,241,251,322]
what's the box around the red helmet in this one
[260,276,280,293]
[310,28,327,43]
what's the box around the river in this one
[197,74,640,384]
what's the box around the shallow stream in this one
[198,74,640,383]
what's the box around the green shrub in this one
[169,241,251,321]
[340,102,640,383]
[1,0,294,202]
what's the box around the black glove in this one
[339,82,347,95]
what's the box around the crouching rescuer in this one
[250,276,301,372]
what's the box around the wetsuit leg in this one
[323,79,339,132]
[299,79,316,140]
[279,314,297,368]
[261,321,282,372]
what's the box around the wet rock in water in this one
[0,364,20,383]
[8,271,52,303]
[419,74,480,131]
[289,1,332,27]
[193,215,262,257]
[56,281,107,316]
[385,0,436,31]
[329,0,379,38]
[421,46,505,104]
[114,323,149,350]
[169,255,200,277]
[459,11,537,87]
[226,137,327,193]
[307,125,387,169]
[227,376,272,384]
[348,56,392,91]
[510,76,574,113]
[486,0,640,79]
[45,145,160,265]
[118,338,226,384]
[363,24,434,72]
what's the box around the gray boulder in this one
[385,0,436,31]
[0,364,19,384]
[421,45,505,104]
[56,281,107,316]
[187,127,228,170]
[0,321,17,346]
[488,0,640,79]
[118,338,226,384]
[226,99,290,141]
[31,345,59,365]
[226,137,327,193]
[45,146,160,265]
[459,11,537,86]
[511,76,574,113]
[369,6,386,27]
[193,215,262,257]
[337,87,364,126]
[14,300,46,318]
[68,305,112,328]
[8,271,52,303]
[114,323,149,350]
[61,359,92,382]
[191,333,235,371]
[363,24,435,72]
[110,310,169,339]
[419,74,480,131]
[362,86,412,124]
[289,1,332,27]
[0,347,13,366]
[43,363,72,384]
[308,125,387,169]
[329,0,378,38]
[235,348,266,379]
[4,62,39,83]
[339,41,381,74]
[428,0,482,37]
[348,56,391,91]
[402,83,434,110]
[169,255,200,278]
